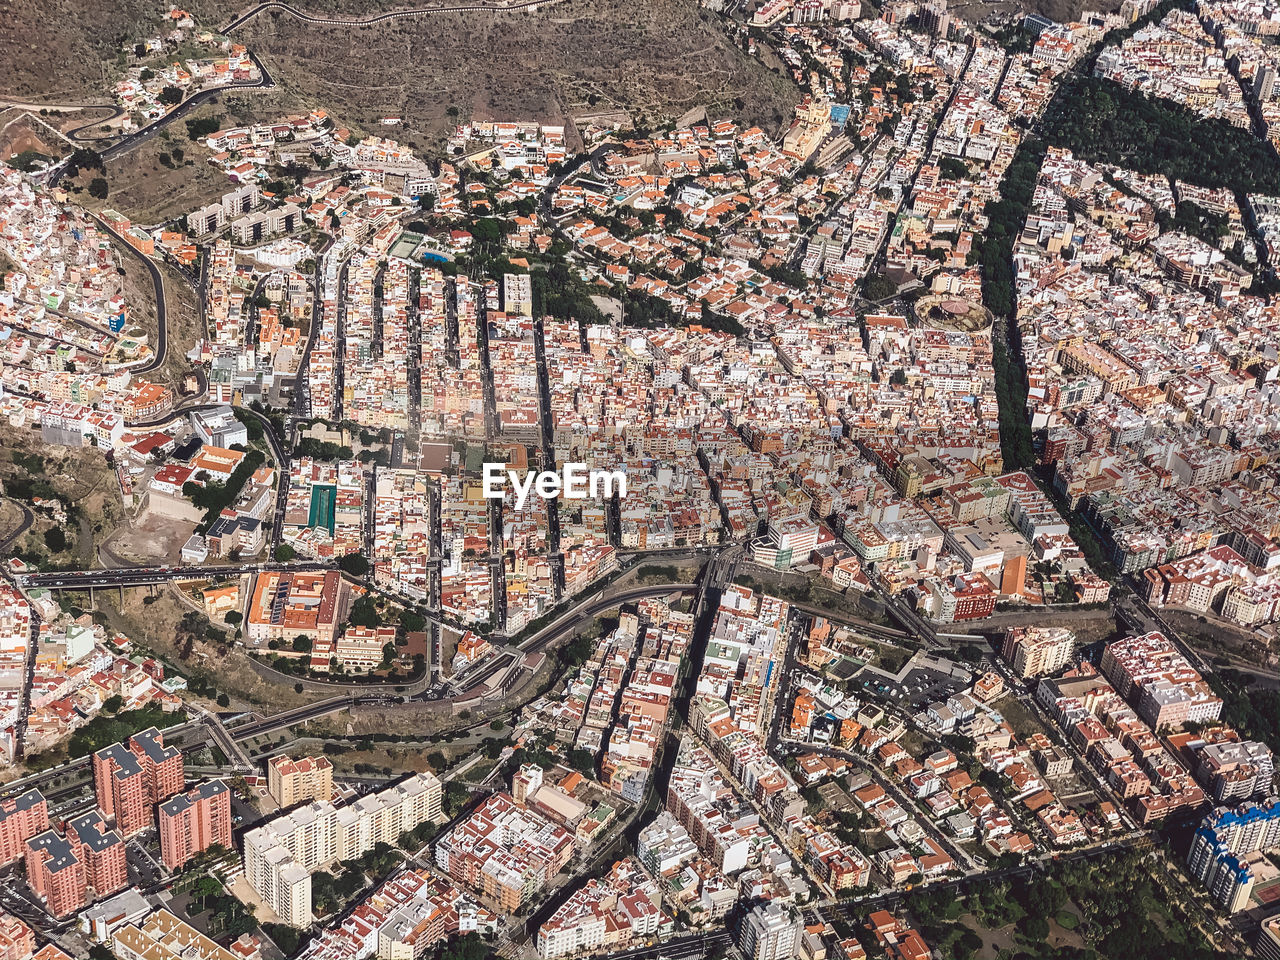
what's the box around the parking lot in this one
[860,663,967,708]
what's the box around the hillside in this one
[0,0,800,142]
[231,0,800,142]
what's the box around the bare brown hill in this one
[0,0,800,141]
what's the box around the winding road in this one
[88,213,169,376]
[44,52,274,188]
[221,0,568,33]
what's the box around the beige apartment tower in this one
[267,755,334,809]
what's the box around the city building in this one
[24,831,87,918]
[0,791,49,866]
[1001,626,1074,679]
[0,914,34,960]
[1259,914,1280,960]
[92,728,184,836]
[245,571,350,648]
[267,755,334,809]
[1188,799,1280,912]
[112,910,243,960]
[1100,633,1222,730]
[435,792,575,912]
[244,772,442,926]
[159,780,232,871]
[65,812,127,901]
[736,900,801,960]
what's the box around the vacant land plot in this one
[101,510,193,566]
[72,104,230,225]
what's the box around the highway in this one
[19,560,329,589]
[517,581,698,654]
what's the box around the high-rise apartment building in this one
[159,781,232,871]
[65,812,127,900]
[24,831,87,919]
[1258,914,1280,960]
[736,901,802,960]
[267,755,334,809]
[1001,626,1075,679]
[0,791,48,865]
[92,728,184,836]
[1188,799,1280,912]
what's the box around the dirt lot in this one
[102,510,194,566]
[231,0,799,145]
[0,111,68,166]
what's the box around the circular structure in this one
[913,293,994,333]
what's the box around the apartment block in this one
[112,909,243,960]
[24,831,87,918]
[159,781,232,871]
[1188,799,1280,912]
[1100,632,1223,730]
[65,811,127,901]
[736,900,802,960]
[435,792,575,912]
[1196,741,1276,804]
[1001,626,1074,679]
[92,728,184,836]
[0,914,34,960]
[244,772,442,927]
[267,755,334,809]
[0,791,49,866]
[537,860,670,960]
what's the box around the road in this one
[45,53,274,188]
[88,212,168,376]
[0,501,34,554]
[221,0,570,33]
[19,559,329,590]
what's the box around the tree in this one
[440,933,491,960]
[88,178,109,200]
[216,693,231,708]
[350,595,380,629]
[42,528,67,553]
[294,682,304,694]
[103,695,123,714]
[274,543,297,562]
[338,553,370,576]
[158,86,183,106]
[567,748,595,774]
[292,636,313,653]
[1020,913,1050,941]
[224,611,242,625]
[186,116,221,140]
